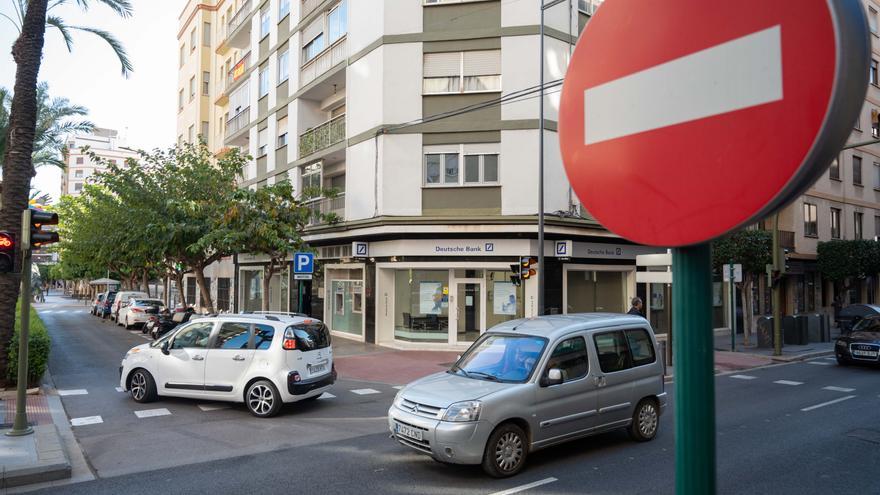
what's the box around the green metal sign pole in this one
[729,262,736,352]
[8,209,33,437]
[673,243,715,494]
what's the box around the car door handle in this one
[232,355,245,361]
[192,355,204,361]
[594,376,606,387]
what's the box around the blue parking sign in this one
[293,252,314,274]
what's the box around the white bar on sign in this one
[584,25,783,145]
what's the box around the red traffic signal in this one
[0,231,14,273]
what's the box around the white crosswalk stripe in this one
[58,389,88,396]
[351,388,381,395]
[70,416,103,426]
[730,375,758,380]
[773,380,803,386]
[823,386,855,393]
[801,395,856,412]
[134,408,172,418]
[807,361,832,366]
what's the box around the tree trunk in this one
[142,271,150,297]
[261,264,276,312]
[194,265,215,314]
[741,274,754,346]
[174,272,186,308]
[163,275,170,307]
[0,0,49,386]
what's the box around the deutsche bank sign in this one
[293,252,314,274]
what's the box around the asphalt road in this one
[30,296,880,495]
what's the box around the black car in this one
[835,303,880,333]
[835,315,880,366]
[100,292,118,319]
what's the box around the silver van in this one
[388,314,667,477]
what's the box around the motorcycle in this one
[146,307,196,340]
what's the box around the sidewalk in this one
[713,330,837,363]
[0,394,71,489]
[333,338,459,385]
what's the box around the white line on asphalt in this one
[318,393,335,400]
[41,310,53,313]
[197,404,230,412]
[730,375,758,380]
[823,357,836,360]
[351,388,381,395]
[115,387,124,393]
[773,380,803,386]
[807,361,832,366]
[56,310,67,314]
[70,416,103,426]
[801,395,856,412]
[392,385,405,389]
[140,335,152,340]
[58,389,89,396]
[134,408,172,418]
[489,477,558,495]
[823,386,855,393]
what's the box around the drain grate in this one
[847,429,880,445]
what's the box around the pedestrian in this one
[627,297,644,317]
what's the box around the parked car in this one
[91,294,105,316]
[835,314,880,366]
[388,314,666,478]
[835,304,880,333]
[118,298,165,329]
[119,313,336,417]
[144,307,196,339]
[100,291,118,319]
[110,291,148,322]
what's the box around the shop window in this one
[566,270,626,313]
[394,269,449,343]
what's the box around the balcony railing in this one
[301,0,322,19]
[226,51,252,89]
[300,36,347,88]
[227,0,253,37]
[306,193,345,225]
[299,115,345,158]
[227,107,251,137]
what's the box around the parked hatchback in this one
[118,298,165,329]
[389,314,666,477]
[120,314,336,417]
[110,291,148,322]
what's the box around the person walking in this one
[627,297,644,317]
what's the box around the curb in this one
[770,350,835,363]
[0,424,72,489]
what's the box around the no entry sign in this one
[559,0,869,247]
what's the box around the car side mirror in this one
[542,368,563,387]
[161,340,170,355]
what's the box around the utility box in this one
[757,316,775,348]
[805,314,822,343]
[784,315,809,345]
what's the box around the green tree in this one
[0,0,131,385]
[817,239,880,303]
[712,229,772,345]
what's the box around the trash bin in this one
[784,315,809,345]
[805,314,822,343]
[757,316,775,348]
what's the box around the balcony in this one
[306,193,345,226]
[225,0,253,49]
[299,115,345,158]
[226,107,251,143]
[226,51,252,90]
[300,36,347,88]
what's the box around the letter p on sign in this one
[294,253,314,274]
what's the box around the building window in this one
[217,278,231,311]
[279,0,290,19]
[179,44,185,67]
[302,32,324,63]
[202,71,210,96]
[277,116,288,147]
[75,157,84,165]
[328,0,347,44]
[875,215,880,239]
[829,158,840,180]
[425,146,499,186]
[871,7,879,34]
[188,125,195,143]
[854,155,863,185]
[200,121,209,141]
[190,27,196,51]
[855,114,862,130]
[258,67,269,98]
[74,169,83,178]
[203,22,211,46]
[423,50,501,94]
[803,203,818,237]
[178,89,184,110]
[393,269,450,343]
[74,182,83,192]
[830,207,841,239]
[278,49,289,83]
[875,162,880,189]
[178,134,184,147]
[260,9,270,38]
[189,76,195,101]
[873,59,879,86]
[257,128,268,157]
[855,212,864,239]
[463,154,499,183]
[302,162,322,193]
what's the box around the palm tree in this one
[0,0,132,386]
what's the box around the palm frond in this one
[70,25,133,77]
[0,11,21,32]
[93,0,134,18]
[46,15,73,51]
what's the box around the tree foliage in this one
[817,239,880,283]
[712,229,772,275]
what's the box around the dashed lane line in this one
[773,380,803,386]
[58,389,89,396]
[351,388,381,395]
[730,375,758,380]
[823,386,855,393]
[134,408,172,418]
[489,477,558,495]
[801,395,856,412]
[71,416,103,426]
[807,361,832,366]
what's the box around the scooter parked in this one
[145,307,196,340]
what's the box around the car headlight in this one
[836,341,847,348]
[393,390,405,408]
[442,400,482,422]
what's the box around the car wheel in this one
[482,423,528,478]
[246,380,282,418]
[629,399,659,442]
[836,356,850,366]
[129,369,158,403]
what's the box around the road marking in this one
[58,389,89,396]
[489,477,558,495]
[70,416,103,426]
[351,388,381,395]
[140,335,152,341]
[56,310,67,314]
[801,395,856,412]
[807,361,832,366]
[197,404,230,412]
[730,375,758,380]
[583,25,782,145]
[41,310,53,313]
[318,393,335,400]
[393,385,405,389]
[773,380,803,386]
[823,356,836,360]
[823,386,855,393]
[134,408,172,418]
[115,387,125,393]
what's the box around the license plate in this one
[853,349,878,358]
[309,362,327,375]
[395,422,423,441]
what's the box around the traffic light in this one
[520,256,537,279]
[509,264,522,286]
[29,209,59,249]
[0,231,14,273]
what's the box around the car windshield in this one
[852,317,880,333]
[450,334,547,383]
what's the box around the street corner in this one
[334,349,460,386]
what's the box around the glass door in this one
[452,281,485,345]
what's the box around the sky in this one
[0,0,181,202]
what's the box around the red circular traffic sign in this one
[559,0,869,247]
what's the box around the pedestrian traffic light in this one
[0,231,14,273]
[29,209,59,249]
[509,264,522,286]
[520,256,537,279]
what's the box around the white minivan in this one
[110,291,148,322]
[119,313,335,417]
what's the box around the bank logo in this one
[556,241,568,256]
[485,243,494,252]
[353,242,368,257]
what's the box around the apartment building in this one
[60,128,138,197]
[180,0,660,349]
